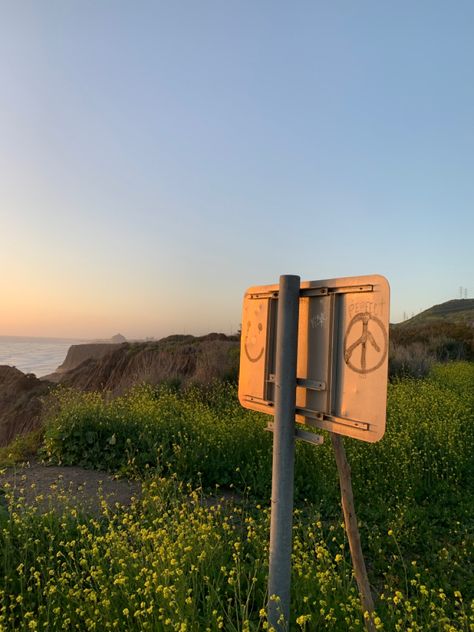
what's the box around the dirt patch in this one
[0,460,140,516]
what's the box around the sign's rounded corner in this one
[368,428,386,444]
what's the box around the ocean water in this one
[0,336,84,378]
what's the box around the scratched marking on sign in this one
[244,304,265,363]
[310,312,327,329]
[348,300,385,317]
[343,312,388,374]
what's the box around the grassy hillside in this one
[399,298,474,327]
[0,363,472,630]
[48,334,240,394]
[390,313,474,378]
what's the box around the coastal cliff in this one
[44,343,122,380]
[51,334,239,395]
[0,334,239,447]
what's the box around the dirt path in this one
[0,460,140,516]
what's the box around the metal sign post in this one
[267,275,300,631]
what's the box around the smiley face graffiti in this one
[343,312,388,374]
[244,303,266,363]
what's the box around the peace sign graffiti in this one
[343,312,388,374]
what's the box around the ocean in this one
[0,336,84,378]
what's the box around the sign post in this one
[238,274,390,630]
[267,275,300,631]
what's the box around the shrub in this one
[42,365,474,513]
[389,321,474,378]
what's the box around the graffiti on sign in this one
[310,312,327,329]
[344,312,388,375]
[244,304,266,363]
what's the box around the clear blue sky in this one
[1,1,472,338]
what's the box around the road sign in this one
[238,274,390,442]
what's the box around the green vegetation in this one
[0,429,44,468]
[399,299,474,327]
[1,363,473,630]
[41,383,274,497]
[389,321,474,378]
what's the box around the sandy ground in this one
[0,460,141,516]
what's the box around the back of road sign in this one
[238,275,390,442]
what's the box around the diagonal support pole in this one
[331,432,376,632]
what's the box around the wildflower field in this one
[1,362,473,631]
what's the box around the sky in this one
[0,1,473,339]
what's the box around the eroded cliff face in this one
[44,343,122,380]
[54,334,239,395]
[0,366,51,446]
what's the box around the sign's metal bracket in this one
[243,396,274,407]
[328,414,369,432]
[267,374,326,391]
[249,284,373,300]
[294,427,324,445]
[300,284,374,297]
[296,377,326,391]
[266,422,324,446]
[297,408,370,432]
[249,291,279,300]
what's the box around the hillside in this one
[43,343,123,380]
[47,333,240,395]
[0,366,51,446]
[389,300,474,377]
[0,334,239,448]
[1,308,472,447]
[399,298,474,327]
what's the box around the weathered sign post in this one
[239,274,390,631]
[267,275,300,629]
